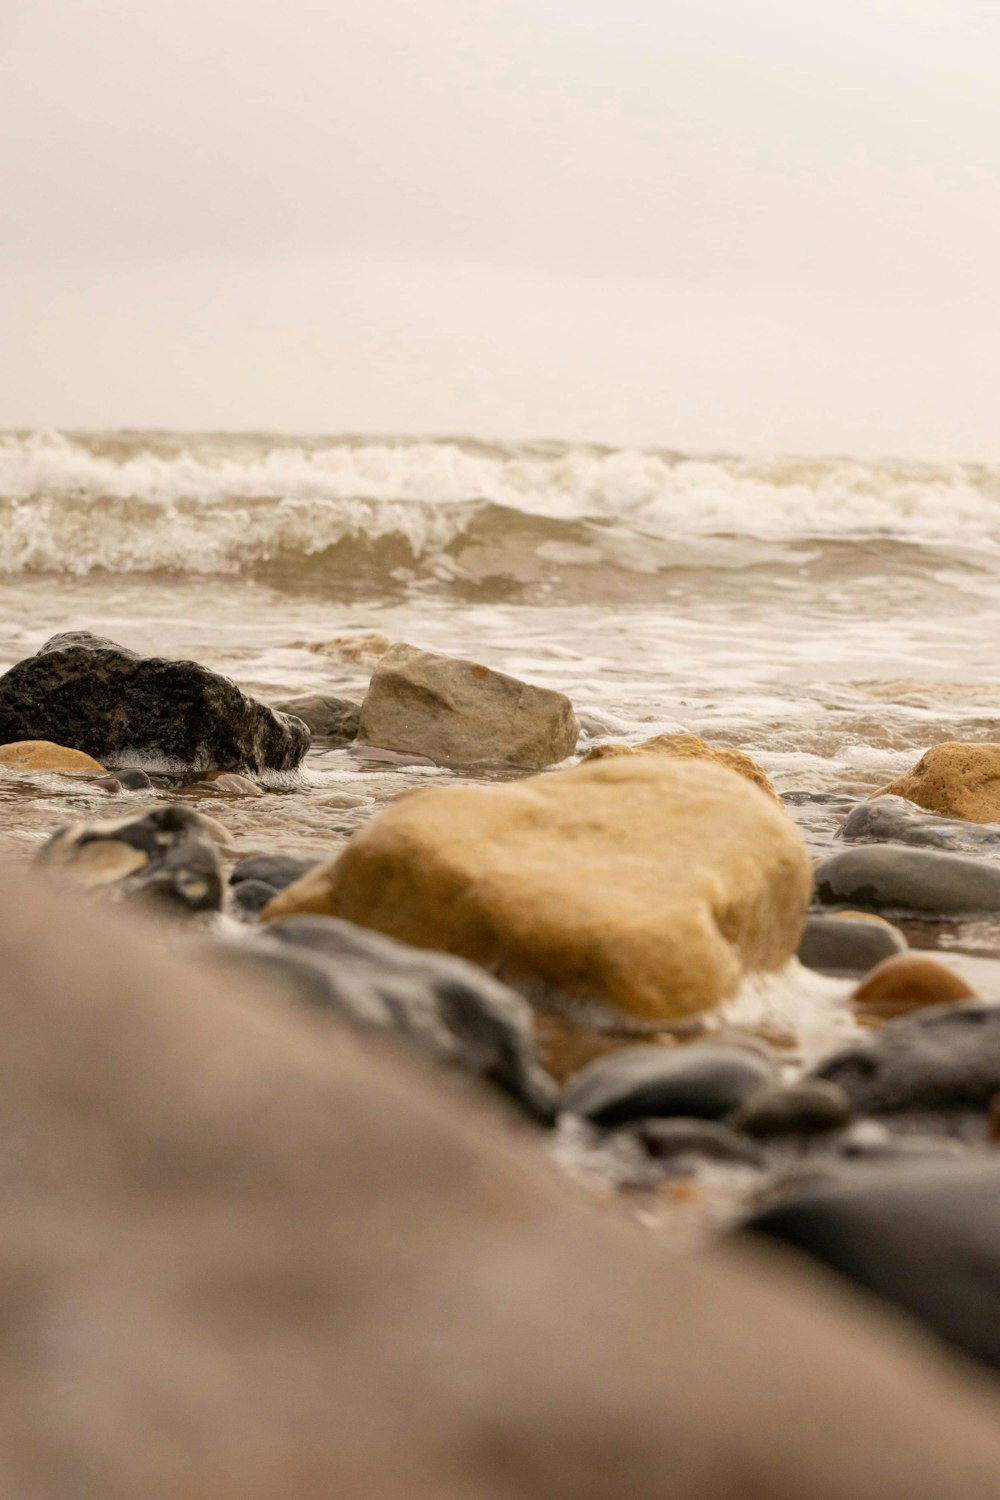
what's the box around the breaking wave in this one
[2,429,1000,595]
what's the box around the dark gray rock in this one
[0,632,308,773]
[270,693,361,743]
[229,878,280,920]
[116,768,153,790]
[837,796,1000,854]
[230,852,323,892]
[743,1159,1000,1373]
[797,914,907,976]
[37,805,223,913]
[627,1117,765,1170]
[218,914,557,1121]
[813,1001,1000,1115]
[561,1044,775,1128]
[813,845,1000,916]
[731,1081,853,1137]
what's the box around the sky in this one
[2,0,999,458]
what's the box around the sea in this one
[3,427,1000,1050]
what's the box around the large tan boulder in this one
[876,743,1000,822]
[584,732,775,797]
[2,868,1000,1498]
[263,757,811,1021]
[357,643,579,769]
[0,738,105,772]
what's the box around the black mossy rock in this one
[0,633,309,773]
[743,1160,1000,1374]
[811,1000,1000,1116]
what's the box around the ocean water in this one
[3,428,1000,1015]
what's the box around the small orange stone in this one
[831,910,896,929]
[853,954,975,1016]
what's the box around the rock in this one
[561,1044,775,1127]
[744,1159,1000,1373]
[731,1081,853,1137]
[92,776,124,795]
[626,1117,766,1169]
[853,954,976,1017]
[210,914,557,1120]
[205,771,263,796]
[813,1001,1000,1115]
[838,795,1000,852]
[5,871,1000,1497]
[304,630,393,663]
[116,767,153,790]
[876,743,1000,824]
[37,805,223,913]
[0,631,309,773]
[356,643,579,770]
[263,757,812,1023]
[814,845,1000,916]
[231,852,324,891]
[797,914,908,976]
[271,692,361,743]
[0,738,106,773]
[584,733,775,798]
[229,878,281,920]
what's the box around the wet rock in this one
[583,732,776,798]
[744,1159,1000,1373]
[37,805,223,913]
[243,913,557,1120]
[797,914,907,976]
[0,739,106,773]
[876,743,1000,823]
[814,845,1000,916]
[356,642,579,770]
[835,1120,967,1162]
[627,1117,765,1169]
[0,631,309,773]
[263,757,812,1023]
[838,795,1000,853]
[813,1001,1000,1115]
[231,852,324,892]
[229,878,281,920]
[561,1043,775,1127]
[116,768,153,790]
[853,954,976,1017]
[92,777,124,795]
[6,870,1000,1498]
[271,692,361,743]
[731,1081,853,1137]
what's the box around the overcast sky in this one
[2,0,999,457]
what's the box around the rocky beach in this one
[4,430,1000,1493]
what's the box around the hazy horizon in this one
[4,0,999,461]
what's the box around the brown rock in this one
[876,743,1000,823]
[584,732,776,797]
[0,739,106,773]
[833,910,899,927]
[356,643,579,770]
[264,757,812,1022]
[853,954,976,1017]
[2,870,1000,1497]
[206,771,264,796]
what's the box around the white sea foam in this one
[2,430,1000,579]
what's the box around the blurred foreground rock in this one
[1,866,1000,1497]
